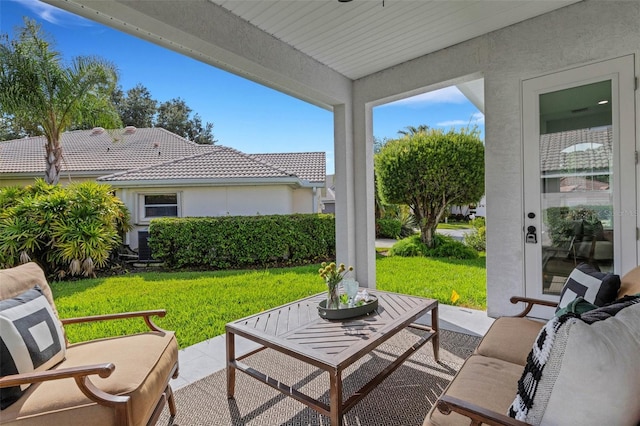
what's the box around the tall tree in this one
[0,18,121,184]
[0,113,30,140]
[397,124,429,136]
[156,98,216,144]
[375,128,484,247]
[112,83,157,128]
[185,113,216,145]
[156,98,190,137]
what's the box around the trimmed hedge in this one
[376,218,402,239]
[148,214,336,269]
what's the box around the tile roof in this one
[560,176,609,192]
[252,152,326,183]
[0,128,325,185]
[540,127,612,175]
[0,128,213,174]
[98,147,297,182]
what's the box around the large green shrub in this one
[376,128,484,248]
[427,234,478,259]
[464,217,486,252]
[149,214,335,269]
[390,234,478,260]
[376,218,402,239]
[388,235,428,257]
[0,180,131,277]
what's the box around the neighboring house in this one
[320,174,335,214]
[0,127,325,251]
[450,196,487,220]
[540,126,612,196]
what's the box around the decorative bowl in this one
[317,295,378,320]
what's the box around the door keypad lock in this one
[525,225,537,244]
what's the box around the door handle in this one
[526,226,537,244]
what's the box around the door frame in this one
[522,55,637,303]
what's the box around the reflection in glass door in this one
[539,81,613,294]
[523,56,636,303]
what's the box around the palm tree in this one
[397,124,429,136]
[0,18,121,185]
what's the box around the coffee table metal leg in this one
[226,330,236,398]
[432,305,440,362]
[329,369,343,426]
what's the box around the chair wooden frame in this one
[0,309,179,426]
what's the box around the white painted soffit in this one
[211,0,578,80]
[45,0,577,108]
[457,79,485,113]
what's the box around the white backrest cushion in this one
[510,297,640,425]
[0,286,66,409]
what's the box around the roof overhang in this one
[99,176,321,189]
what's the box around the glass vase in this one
[327,282,341,309]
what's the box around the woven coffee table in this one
[226,290,439,425]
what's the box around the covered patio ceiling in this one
[44,0,578,109]
[210,0,578,80]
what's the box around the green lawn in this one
[52,256,486,348]
[436,223,472,230]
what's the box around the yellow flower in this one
[319,260,354,289]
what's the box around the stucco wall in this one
[292,187,315,214]
[0,178,37,187]
[356,0,640,317]
[182,185,294,217]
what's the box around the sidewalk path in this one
[375,228,473,248]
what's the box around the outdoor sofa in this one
[0,262,179,426]
[425,264,640,426]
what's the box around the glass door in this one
[523,56,636,302]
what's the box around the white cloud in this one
[437,112,484,127]
[16,0,93,27]
[437,119,469,127]
[386,86,467,107]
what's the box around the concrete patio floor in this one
[170,303,494,391]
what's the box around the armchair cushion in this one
[424,355,524,426]
[0,286,66,409]
[0,330,178,426]
[620,266,640,296]
[475,317,544,366]
[508,296,640,425]
[557,262,619,310]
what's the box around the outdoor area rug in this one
[159,329,481,426]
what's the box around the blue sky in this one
[1,0,483,174]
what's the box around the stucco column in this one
[352,100,377,288]
[350,97,376,288]
[333,104,357,272]
[333,100,376,288]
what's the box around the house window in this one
[143,194,178,218]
